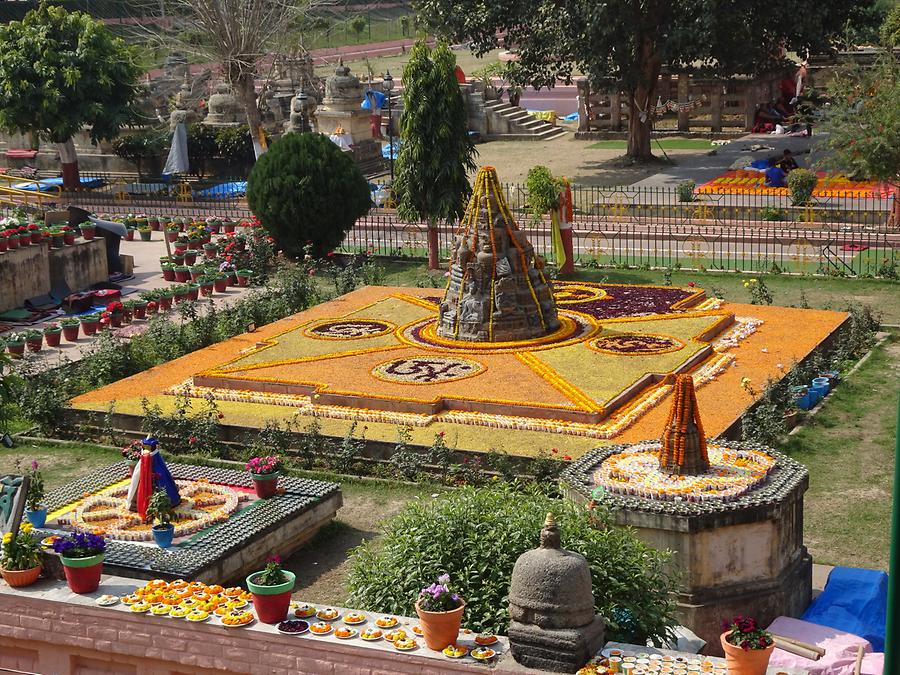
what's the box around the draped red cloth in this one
[136,452,153,522]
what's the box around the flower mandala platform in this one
[37,462,342,583]
[67,283,848,456]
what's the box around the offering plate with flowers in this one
[475,633,499,646]
[411,625,424,637]
[383,628,406,642]
[334,626,358,640]
[471,647,497,661]
[121,594,141,605]
[393,637,418,651]
[443,645,469,659]
[316,607,340,621]
[309,621,333,635]
[360,627,383,641]
[343,611,367,625]
[150,604,172,616]
[95,595,119,607]
[169,606,191,619]
[186,610,210,623]
[221,610,254,627]
[130,602,152,613]
[293,602,317,618]
[277,619,310,635]
[375,615,399,628]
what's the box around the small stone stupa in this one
[439,167,560,342]
[658,374,710,475]
[508,513,605,673]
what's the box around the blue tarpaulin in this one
[195,181,247,199]
[13,176,105,191]
[801,567,888,651]
[361,90,387,110]
[381,141,400,160]
[562,112,579,122]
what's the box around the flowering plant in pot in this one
[236,269,253,286]
[62,226,76,246]
[27,222,42,244]
[124,227,135,241]
[122,300,137,323]
[0,522,42,587]
[173,264,191,282]
[415,573,465,650]
[246,555,295,623]
[147,489,176,548]
[60,317,80,342]
[80,313,100,336]
[106,301,124,327]
[51,530,106,594]
[5,333,25,357]
[23,329,42,352]
[79,222,96,240]
[23,459,47,527]
[43,322,62,347]
[132,298,149,319]
[121,440,143,474]
[198,274,216,297]
[720,615,775,675]
[245,455,283,499]
[213,272,229,293]
[138,226,152,242]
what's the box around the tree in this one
[246,133,371,258]
[395,42,477,269]
[349,14,367,42]
[400,15,411,37]
[882,2,900,47]
[0,4,140,189]
[416,0,859,160]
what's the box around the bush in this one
[676,180,695,203]
[346,484,679,644]
[247,133,371,258]
[787,169,817,206]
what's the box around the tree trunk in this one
[235,74,266,160]
[427,219,440,270]
[57,138,80,191]
[626,36,662,161]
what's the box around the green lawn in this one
[587,139,714,150]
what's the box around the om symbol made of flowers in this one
[305,320,395,340]
[589,333,685,356]
[552,282,609,305]
[372,357,485,384]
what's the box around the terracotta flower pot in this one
[159,296,173,311]
[251,472,280,499]
[162,267,176,281]
[1,565,42,588]
[81,320,99,336]
[125,229,135,241]
[30,231,42,244]
[237,273,251,287]
[186,287,200,302]
[44,330,62,347]
[174,269,191,282]
[62,324,80,342]
[80,226,95,241]
[0,238,7,253]
[246,570,296,624]
[213,278,229,293]
[183,252,198,266]
[415,599,465,650]
[720,633,775,675]
[63,233,76,246]
[134,305,147,320]
[200,283,214,297]
[166,230,179,243]
[25,336,43,352]
[7,236,18,250]
[110,313,123,328]
[60,554,104,594]
[6,341,25,356]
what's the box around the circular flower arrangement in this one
[595,442,776,501]
[59,480,249,542]
[588,333,685,356]
[553,282,610,305]
[371,356,485,384]
[304,319,395,340]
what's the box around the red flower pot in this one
[204,246,217,258]
[208,223,221,234]
[61,555,104,594]
[247,570,295,624]
[237,274,250,287]
[166,230,179,243]
[30,231,42,244]
[64,233,76,246]
[110,314,123,328]
[173,292,187,303]
[162,268,176,281]
[184,252,198,265]
[188,241,202,251]
[6,342,24,356]
[186,288,200,302]
[81,320,99,336]
[125,229,135,241]
[224,223,236,233]
[134,305,147,320]
[25,337,42,352]
[19,234,30,246]
[159,296,173,311]
[80,227,95,241]
[174,244,187,254]
[252,473,280,499]
[149,219,160,231]
[44,330,62,347]
[7,236,18,250]
[122,310,133,323]
[214,278,229,293]
[174,270,190,282]
[0,239,7,253]
[62,324,80,342]
[190,271,203,282]
[200,283,214,297]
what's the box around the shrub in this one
[787,168,817,206]
[525,165,562,224]
[346,484,679,644]
[676,180,695,203]
[247,133,371,258]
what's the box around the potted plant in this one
[186,283,200,302]
[80,313,100,336]
[62,226,76,246]
[415,573,465,650]
[198,275,216,297]
[147,215,160,231]
[165,225,180,243]
[49,228,65,248]
[5,333,25,357]
[213,273,229,294]
[138,226,152,242]
[23,460,47,527]
[236,269,253,287]
[190,264,206,282]
[43,323,62,347]
[51,530,106,594]
[245,455,283,499]
[79,222,96,241]
[5,229,18,250]
[60,317,80,342]
[172,284,189,303]
[173,264,191,282]
[246,555,295,623]
[147,488,176,548]
[0,522,42,587]
[124,227,135,242]
[121,440,142,476]
[207,218,222,234]
[121,300,136,323]
[203,242,218,258]
[0,231,8,253]
[23,329,43,353]
[106,301,124,328]
[132,298,149,320]
[157,290,174,311]
[27,222,42,244]
[721,615,775,675]
[183,250,198,266]
[161,263,175,281]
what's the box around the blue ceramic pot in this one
[152,524,175,548]
[25,508,47,528]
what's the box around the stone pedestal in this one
[509,619,606,673]
[316,64,381,164]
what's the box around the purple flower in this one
[438,573,450,585]
[451,594,460,602]
[31,460,39,470]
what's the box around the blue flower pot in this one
[796,393,813,410]
[152,524,175,548]
[811,377,830,395]
[25,508,47,528]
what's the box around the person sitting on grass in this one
[764,162,787,188]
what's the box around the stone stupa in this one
[439,166,560,342]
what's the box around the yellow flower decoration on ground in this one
[2,532,12,544]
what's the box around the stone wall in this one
[49,239,109,295]
[0,576,528,675]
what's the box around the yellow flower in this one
[21,522,32,535]
[742,281,749,288]
[2,532,12,544]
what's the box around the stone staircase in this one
[482,100,569,141]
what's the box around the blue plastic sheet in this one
[800,567,887,651]
[195,181,247,199]
[361,90,387,110]
[13,176,105,191]
[562,112,580,122]
[381,142,400,160]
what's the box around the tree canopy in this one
[416,0,862,158]
[246,132,371,258]
[0,4,139,146]
[395,41,477,268]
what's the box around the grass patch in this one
[0,439,119,489]
[781,332,899,570]
[587,139,713,151]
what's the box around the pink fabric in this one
[766,616,881,675]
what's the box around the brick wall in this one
[0,577,525,675]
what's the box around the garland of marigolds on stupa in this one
[659,374,709,472]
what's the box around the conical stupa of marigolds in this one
[438,166,560,342]
[658,374,710,475]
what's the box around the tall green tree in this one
[0,4,140,189]
[416,0,860,160]
[395,41,477,269]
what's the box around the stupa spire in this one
[658,374,710,475]
[438,166,560,342]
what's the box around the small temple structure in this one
[439,166,560,342]
[658,374,710,475]
[316,62,380,165]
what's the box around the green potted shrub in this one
[124,227,135,241]
[4,332,25,357]
[79,313,100,336]
[246,555,295,624]
[787,168,817,206]
[190,264,206,282]
[79,222,96,240]
[161,262,176,281]
[173,265,191,282]
[183,249,198,266]
[23,460,46,527]
[198,274,216,297]
[186,283,200,302]
[0,521,42,588]
[720,615,775,675]
[60,317,80,342]
[138,225,152,242]
[147,488,176,548]
[43,322,62,347]
[157,288,174,311]
[62,226,76,246]
[213,272,229,293]
[23,329,42,352]
[49,228,65,248]
[165,224,180,243]
[51,531,106,594]
[415,573,465,650]
[207,218,222,234]
[245,455,283,499]
[0,231,8,253]
[122,300,137,323]
[172,284,189,303]
[203,241,218,258]
[147,214,160,231]
[132,297,149,319]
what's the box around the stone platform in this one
[36,461,341,584]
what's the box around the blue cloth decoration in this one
[150,450,181,507]
[361,90,387,110]
[800,567,887,651]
